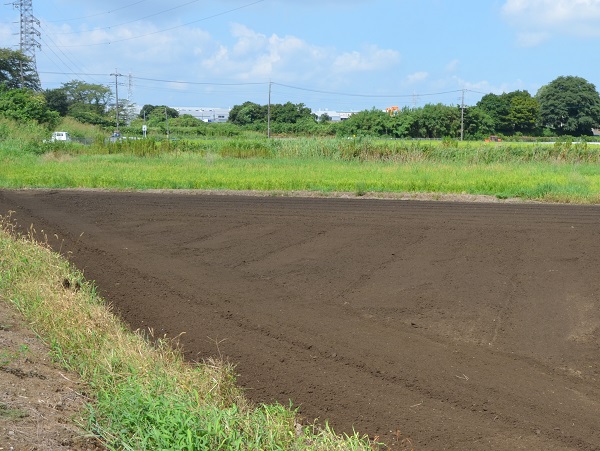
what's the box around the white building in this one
[313,109,358,122]
[174,107,230,123]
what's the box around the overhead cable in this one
[47,0,265,47]
[44,1,149,22]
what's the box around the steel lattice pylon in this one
[13,0,41,88]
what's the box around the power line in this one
[48,0,265,47]
[38,25,105,85]
[131,76,267,86]
[38,37,78,75]
[37,71,490,103]
[44,0,149,22]
[51,0,203,35]
[272,82,465,99]
[39,71,113,77]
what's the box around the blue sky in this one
[1,0,599,111]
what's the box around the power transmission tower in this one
[127,73,133,103]
[12,0,41,89]
[412,91,419,109]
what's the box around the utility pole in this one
[12,0,41,89]
[110,70,122,133]
[267,81,272,138]
[165,106,169,139]
[142,111,147,138]
[460,89,465,141]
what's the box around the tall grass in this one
[3,125,600,202]
[270,137,600,164]
[2,147,600,202]
[0,215,375,450]
[97,136,600,164]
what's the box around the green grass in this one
[0,403,29,420]
[0,217,375,450]
[2,146,600,202]
[0,343,30,366]
[2,131,599,203]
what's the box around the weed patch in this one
[0,403,29,420]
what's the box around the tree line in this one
[1,47,600,139]
[227,79,600,139]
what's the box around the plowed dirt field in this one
[1,189,599,450]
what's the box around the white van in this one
[51,131,71,142]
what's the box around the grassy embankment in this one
[2,132,600,203]
[0,217,375,450]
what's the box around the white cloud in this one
[502,0,600,42]
[332,45,400,73]
[502,0,600,24]
[445,59,459,72]
[201,24,331,81]
[515,31,550,47]
[406,71,428,83]
[201,45,233,72]
[200,25,399,83]
[451,76,529,96]
[230,23,269,56]
[166,82,190,92]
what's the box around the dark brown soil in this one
[1,189,600,450]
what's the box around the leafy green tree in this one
[141,106,179,130]
[68,106,113,126]
[417,103,460,138]
[43,88,69,116]
[508,93,539,134]
[0,48,40,91]
[228,101,314,126]
[270,102,313,124]
[337,108,392,136]
[228,101,265,125]
[536,76,600,136]
[0,84,59,127]
[390,107,418,138]
[477,93,510,133]
[477,90,540,135]
[172,114,203,126]
[61,80,112,116]
[318,112,332,123]
[139,104,155,119]
[41,80,114,125]
[164,106,180,119]
[462,107,495,140]
[139,104,179,120]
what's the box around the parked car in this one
[50,131,71,142]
